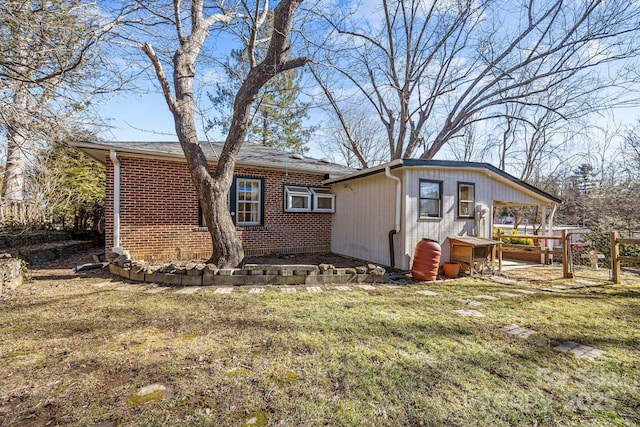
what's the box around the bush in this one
[493,227,534,246]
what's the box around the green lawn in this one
[1,270,639,426]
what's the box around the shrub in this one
[493,227,533,246]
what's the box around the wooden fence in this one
[496,230,572,279]
[611,232,640,284]
[497,230,640,283]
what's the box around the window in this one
[311,187,335,213]
[419,179,442,218]
[284,186,312,212]
[283,185,335,213]
[197,177,264,227]
[235,177,262,226]
[458,182,475,218]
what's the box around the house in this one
[323,159,561,270]
[70,141,353,261]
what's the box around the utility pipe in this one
[109,150,121,251]
[547,204,557,263]
[384,166,402,268]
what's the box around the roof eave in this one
[69,141,350,177]
[323,158,561,205]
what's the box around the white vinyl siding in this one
[329,165,553,270]
[404,168,547,268]
[330,173,398,266]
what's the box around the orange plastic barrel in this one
[411,238,441,281]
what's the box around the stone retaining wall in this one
[109,261,387,286]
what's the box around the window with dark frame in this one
[198,176,264,227]
[235,177,262,226]
[419,179,442,218]
[458,182,475,218]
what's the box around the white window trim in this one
[458,182,475,218]
[284,185,312,212]
[311,188,335,213]
[236,178,262,226]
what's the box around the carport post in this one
[611,231,621,284]
[562,229,572,279]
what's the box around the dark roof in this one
[324,159,562,204]
[69,140,354,176]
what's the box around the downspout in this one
[109,150,121,252]
[384,166,402,268]
[548,204,557,264]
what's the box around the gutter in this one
[109,150,121,252]
[547,204,558,262]
[384,166,402,268]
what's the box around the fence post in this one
[611,231,620,284]
[497,230,503,273]
[562,229,572,279]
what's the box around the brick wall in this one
[105,154,333,261]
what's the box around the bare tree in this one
[316,100,389,168]
[0,1,129,203]
[138,0,306,267]
[319,0,640,161]
[624,120,640,178]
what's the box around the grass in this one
[0,268,639,426]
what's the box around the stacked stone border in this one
[109,261,387,286]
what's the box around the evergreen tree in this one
[209,30,313,153]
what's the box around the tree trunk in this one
[3,131,27,202]
[171,57,245,267]
[142,0,304,268]
[2,89,29,202]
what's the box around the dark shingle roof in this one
[70,140,354,176]
[323,158,561,204]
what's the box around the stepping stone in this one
[490,276,520,285]
[553,341,604,360]
[417,290,438,296]
[307,286,323,293]
[91,281,119,288]
[176,287,200,294]
[474,295,499,301]
[458,298,483,307]
[248,287,265,294]
[280,287,296,293]
[213,287,233,294]
[115,285,141,292]
[497,292,521,297]
[384,285,400,289]
[145,287,170,294]
[573,279,598,286]
[501,324,536,338]
[454,309,485,317]
[357,284,376,291]
[512,289,537,294]
[334,286,352,291]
